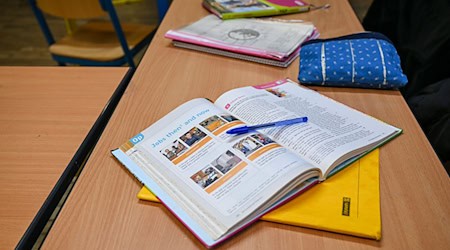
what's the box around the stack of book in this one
[165,15,318,67]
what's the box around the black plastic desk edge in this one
[15,67,135,250]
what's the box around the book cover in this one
[203,0,310,19]
[137,149,382,240]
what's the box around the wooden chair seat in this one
[49,21,156,62]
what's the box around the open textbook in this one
[112,79,401,248]
[138,148,382,240]
[165,15,318,67]
[202,0,310,20]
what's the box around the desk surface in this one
[42,0,450,249]
[0,66,128,249]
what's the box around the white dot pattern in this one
[299,36,408,89]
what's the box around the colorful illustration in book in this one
[250,134,274,145]
[211,150,242,174]
[191,166,223,188]
[200,115,227,132]
[232,136,263,156]
[220,114,239,122]
[180,127,207,146]
[160,140,187,161]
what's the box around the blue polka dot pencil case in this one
[298,32,408,89]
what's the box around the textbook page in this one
[215,79,401,177]
[165,15,315,59]
[115,98,319,240]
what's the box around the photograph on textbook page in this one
[160,140,187,161]
[200,115,227,132]
[211,150,242,174]
[180,127,207,146]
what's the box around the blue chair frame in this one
[156,0,170,22]
[28,0,157,68]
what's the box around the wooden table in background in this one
[42,0,450,249]
[0,67,129,249]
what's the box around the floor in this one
[0,0,372,67]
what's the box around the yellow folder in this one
[137,149,381,240]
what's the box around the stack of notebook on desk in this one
[165,15,318,67]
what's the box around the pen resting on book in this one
[226,117,308,135]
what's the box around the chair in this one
[29,0,157,68]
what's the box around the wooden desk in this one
[0,66,129,250]
[42,0,450,249]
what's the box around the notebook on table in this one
[165,15,318,67]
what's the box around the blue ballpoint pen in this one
[226,117,308,135]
